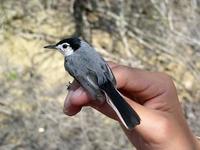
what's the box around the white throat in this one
[64,46,74,56]
[56,45,74,57]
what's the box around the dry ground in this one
[0,0,200,149]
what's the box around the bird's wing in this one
[104,62,116,86]
[64,55,105,101]
[64,49,116,93]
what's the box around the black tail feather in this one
[100,80,140,129]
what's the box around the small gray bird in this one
[44,37,140,129]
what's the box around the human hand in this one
[63,62,200,150]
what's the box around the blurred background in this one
[0,0,200,149]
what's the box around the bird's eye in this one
[62,44,68,49]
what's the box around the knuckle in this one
[114,64,128,71]
[157,72,171,81]
[154,72,174,85]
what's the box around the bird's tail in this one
[100,80,140,129]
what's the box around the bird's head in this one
[44,37,81,56]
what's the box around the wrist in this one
[175,128,200,150]
[180,133,200,150]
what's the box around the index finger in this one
[110,64,168,104]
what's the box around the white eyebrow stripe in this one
[63,43,69,46]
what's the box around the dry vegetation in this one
[0,0,200,149]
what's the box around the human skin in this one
[63,62,200,150]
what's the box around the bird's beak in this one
[44,44,57,49]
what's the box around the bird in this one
[44,37,140,129]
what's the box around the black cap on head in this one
[56,37,81,51]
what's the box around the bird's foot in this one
[66,81,72,90]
